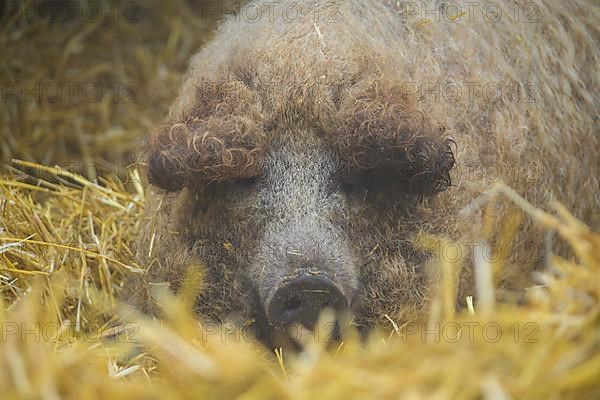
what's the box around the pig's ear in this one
[333,79,455,195]
[146,80,265,192]
[147,127,188,192]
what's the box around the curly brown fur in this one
[127,0,600,346]
[147,80,265,191]
[334,79,455,194]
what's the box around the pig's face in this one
[146,78,455,343]
[248,139,359,330]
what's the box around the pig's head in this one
[144,76,455,344]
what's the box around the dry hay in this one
[0,0,235,177]
[0,162,599,399]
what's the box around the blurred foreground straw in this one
[0,162,598,399]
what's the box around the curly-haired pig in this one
[128,0,599,347]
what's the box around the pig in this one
[128,0,599,347]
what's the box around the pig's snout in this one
[267,272,348,329]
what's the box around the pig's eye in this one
[339,169,435,199]
[339,172,380,198]
[233,175,260,188]
[340,174,364,195]
[204,175,260,192]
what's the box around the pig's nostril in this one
[286,297,302,311]
[267,275,348,329]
